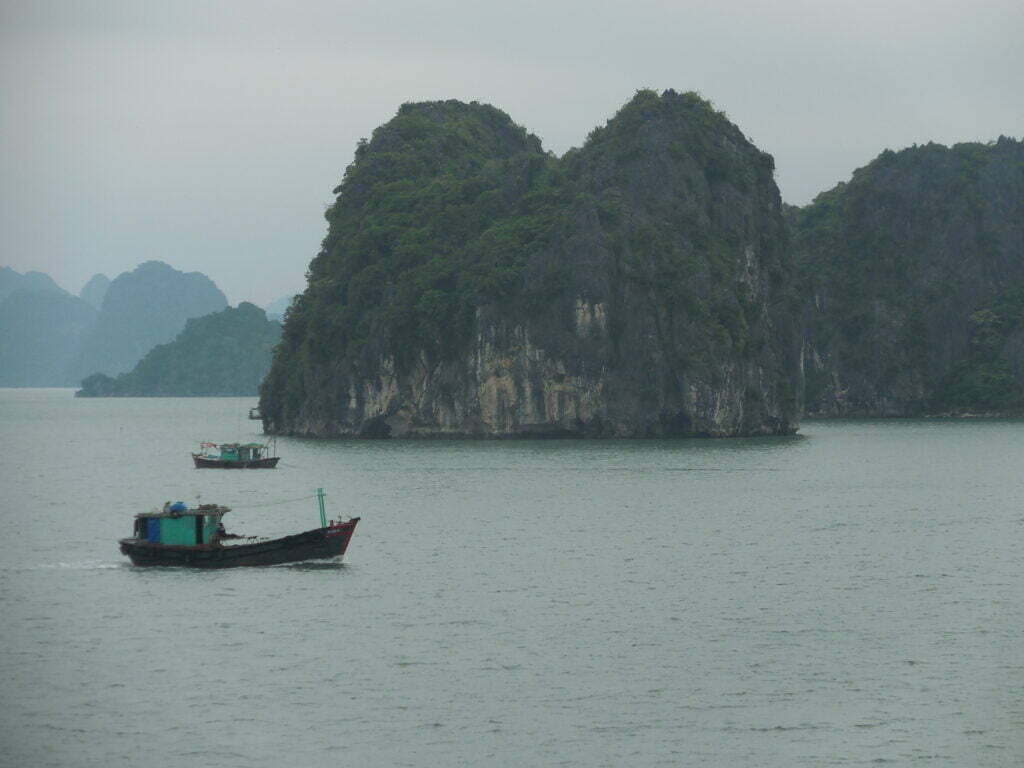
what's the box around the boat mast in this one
[317,487,327,528]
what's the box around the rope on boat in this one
[237,493,319,509]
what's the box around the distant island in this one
[71,260,228,381]
[76,302,281,397]
[0,266,68,304]
[4,91,1021,429]
[0,268,97,387]
[258,92,1022,437]
[0,261,233,388]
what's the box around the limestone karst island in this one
[258,90,1023,438]
[9,91,1015,433]
[261,90,802,438]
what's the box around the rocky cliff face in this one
[795,137,1024,415]
[261,91,800,437]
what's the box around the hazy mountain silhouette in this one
[0,282,97,387]
[264,294,296,322]
[77,302,282,396]
[72,261,228,380]
[0,267,67,304]
[79,273,111,310]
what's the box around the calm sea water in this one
[0,388,1021,767]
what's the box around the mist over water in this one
[1,389,1021,766]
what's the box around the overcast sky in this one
[2,0,1021,306]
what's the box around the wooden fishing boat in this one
[192,441,279,469]
[119,493,358,568]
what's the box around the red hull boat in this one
[119,492,357,568]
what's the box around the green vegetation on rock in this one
[76,302,281,397]
[292,101,557,360]
[262,91,800,437]
[71,260,228,380]
[795,136,1024,415]
[934,286,1024,411]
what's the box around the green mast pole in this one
[317,487,327,528]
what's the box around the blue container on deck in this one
[169,501,187,512]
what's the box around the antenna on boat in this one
[316,488,327,528]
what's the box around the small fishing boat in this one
[119,490,358,568]
[192,441,279,469]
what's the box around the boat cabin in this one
[236,443,268,461]
[204,442,269,461]
[133,503,230,547]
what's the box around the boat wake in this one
[268,557,349,570]
[1,561,127,572]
